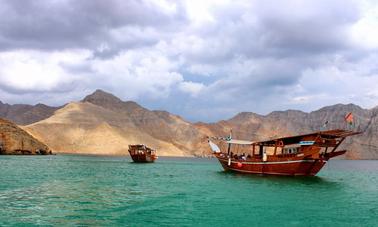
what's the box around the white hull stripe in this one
[225,167,313,176]
[218,158,326,165]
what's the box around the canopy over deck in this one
[128,144,155,151]
[255,129,361,146]
[208,136,253,145]
[226,139,254,145]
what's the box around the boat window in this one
[283,147,298,154]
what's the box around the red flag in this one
[345,112,354,125]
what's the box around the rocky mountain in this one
[24,90,208,156]
[196,104,378,159]
[3,89,377,159]
[83,90,207,153]
[0,118,51,155]
[0,101,59,125]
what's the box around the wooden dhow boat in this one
[208,129,361,176]
[128,144,157,163]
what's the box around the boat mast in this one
[227,130,232,156]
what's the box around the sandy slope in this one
[24,102,189,156]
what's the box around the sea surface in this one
[0,155,377,226]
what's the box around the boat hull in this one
[130,153,157,163]
[216,156,327,176]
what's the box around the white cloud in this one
[296,57,378,110]
[108,26,160,46]
[0,50,90,92]
[186,64,217,77]
[350,0,378,49]
[178,81,205,97]
[91,48,183,99]
[184,0,231,24]
[151,0,178,14]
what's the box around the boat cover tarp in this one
[226,139,253,145]
[256,129,361,145]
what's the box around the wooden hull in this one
[129,153,157,163]
[215,155,327,176]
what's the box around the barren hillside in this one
[3,89,376,159]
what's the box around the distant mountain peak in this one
[229,112,262,121]
[82,89,122,104]
[81,89,146,112]
[312,103,364,114]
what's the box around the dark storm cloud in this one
[185,0,360,66]
[251,0,359,53]
[172,0,363,109]
[0,0,187,52]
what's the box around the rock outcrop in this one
[0,118,51,155]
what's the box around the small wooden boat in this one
[128,144,157,163]
[208,129,361,176]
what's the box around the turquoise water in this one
[0,155,377,226]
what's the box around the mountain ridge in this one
[0,101,61,125]
[1,89,377,159]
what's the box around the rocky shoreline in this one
[0,118,51,155]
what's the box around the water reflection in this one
[217,170,342,188]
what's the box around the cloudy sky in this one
[0,0,377,122]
